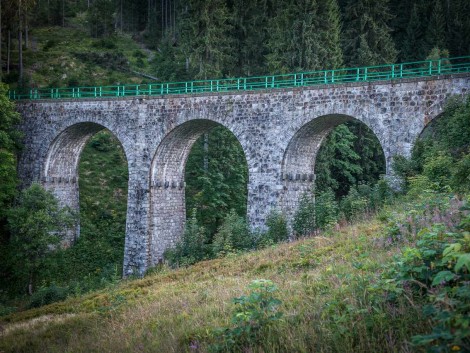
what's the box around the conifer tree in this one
[425,0,446,52]
[401,4,425,61]
[231,0,269,76]
[179,0,235,79]
[317,0,343,69]
[342,0,397,66]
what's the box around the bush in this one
[340,187,369,222]
[451,153,470,193]
[164,209,210,267]
[315,188,339,230]
[257,210,288,248]
[28,284,69,308]
[422,152,453,188]
[292,191,316,237]
[209,279,283,352]
[212,210,253,257]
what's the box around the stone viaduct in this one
[15,73,470,276]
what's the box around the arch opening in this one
[281,114,386,219]
[42,122,129,277]
[149,119,248,265]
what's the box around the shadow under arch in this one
[42,122,129,245]
[148,119,248,265]
[280,114,386,219]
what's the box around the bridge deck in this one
[9,56,470,101]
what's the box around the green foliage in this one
[256,210,289,248]
[383,215,470,352]
[212,210,253,257]
[0,83,22,220]
[393,95,470,195]
[292,190,316,238]
[342,0,397,66]
[164,209,211,267]
[87,0,115,38]
[7,184,76,294]
[185,127,248,236]
[315,188,339,230]
[27,284,69,309]
[210,279,283,352]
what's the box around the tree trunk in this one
[7,30,10,74]
[18,1,24,83]
[62,0,65,27]
[25,9,29,49]
[28,272,33,296]
[203,132,209,173]
[0,0,2,81]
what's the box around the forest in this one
[0,0,470,352]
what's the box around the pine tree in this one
[185,127,248,236]
[179,0,235,79]
[315,124,362,198]
[401,4,425,61]
[231,0,269,76]
[342,0,397,66]
[317,0,343,69]
[425,0,446,52]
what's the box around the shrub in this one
[451,153,470,193]
[212,210,252,257]
[314,188,338,230]
[292,191,316,237]
[381,201,470,352]
[340,187,369,222]
[164,210,211,267]
[422,152,453,188]
[209,279,283,352]
[257,210,289,248]
[28,284,69,308]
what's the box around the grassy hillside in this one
[1,192,468,352]
[7,25,155,89]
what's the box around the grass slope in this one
[0,211,430,353]
[7,25,154,89]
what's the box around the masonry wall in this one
[16,74,470,275]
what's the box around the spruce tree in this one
[401,4,425,61]
[317,0,343,69]
[342,0,397,66]
[231,0,269,76]
[425,0,446,53]
[179,0,235,79]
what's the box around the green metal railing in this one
[8,56,470,101]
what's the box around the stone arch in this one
[148,119,249,265]
[280,114,386,219]
[43,122,129,245]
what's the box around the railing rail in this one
[8,56,470,101]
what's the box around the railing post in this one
[331,70,335,83]
[429,60,433,75]
[149,84,153,95]
[191,81,194,93]
[136,85,139,96]
[94,87,97,98]
[294,74,297,86]
[117,86,120,97]
[324,70,327,84]
[166,83,169,94]
[438,59,441,74]
[391,65,395,79]
[400,64,403,78]
[243,78,247,90]
[300,73,304,86]
[78,87,80,98]
[185,82,188,93]
[237,79,240,90]
[272,76,275,88]
[356,68,360,81]
[364,68,368,81]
